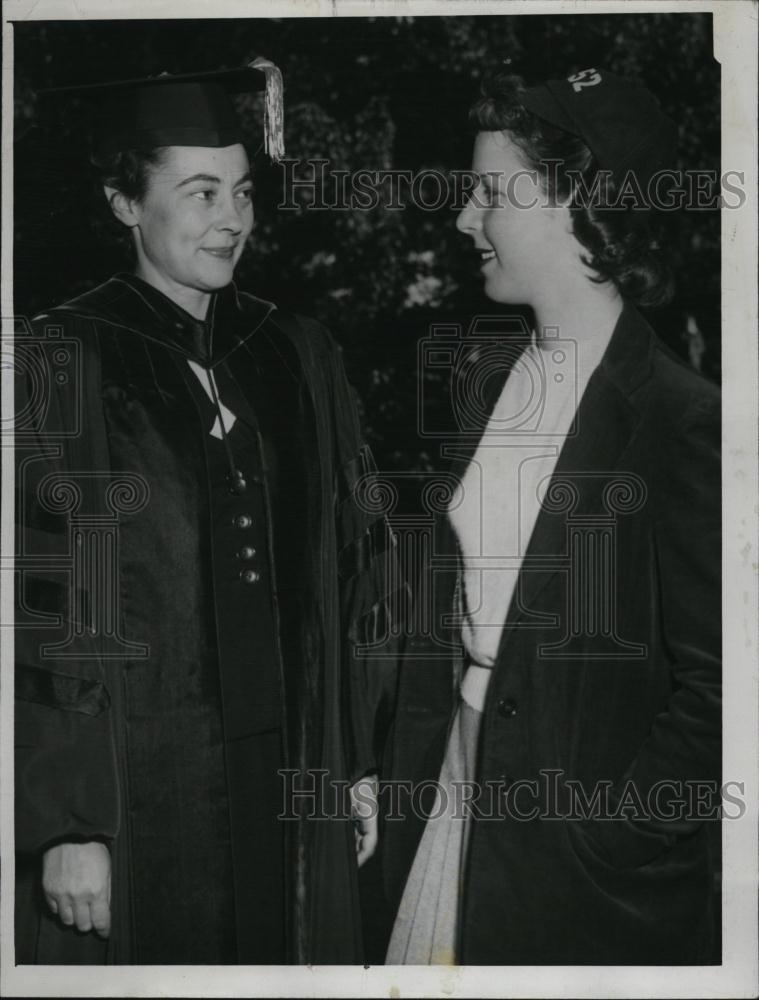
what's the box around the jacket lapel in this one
[495,304,655,656]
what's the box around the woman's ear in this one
[103,186,139,229]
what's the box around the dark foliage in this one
[14,14,720,479]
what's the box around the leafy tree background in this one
[12,15,723,958]
[14,13,721,484]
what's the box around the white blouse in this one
[448,327,613,710]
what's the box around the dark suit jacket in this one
[383,303,721,964]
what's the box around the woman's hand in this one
[350,774,379,868]
[42,841,111,937]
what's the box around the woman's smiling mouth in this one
[202,247,236,260]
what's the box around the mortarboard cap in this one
[38,58,285,162]
[521,68,676,192]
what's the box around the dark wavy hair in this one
[470,72,674,308]
[88,146,169,256]
[93,146,169,200]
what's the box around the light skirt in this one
[386,666,491,965]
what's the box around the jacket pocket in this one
[15,662,110,717]
[567,815,676,872]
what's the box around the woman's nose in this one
[456,194,480,235]
[216,194,245,233]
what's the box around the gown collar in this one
[51,271,276,368]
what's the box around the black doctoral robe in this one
[15,273,402,964]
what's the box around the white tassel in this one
[249,56,285,163]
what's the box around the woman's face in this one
[124,143,254,296]
[456,131,573,306]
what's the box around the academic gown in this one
[14,273,402,964]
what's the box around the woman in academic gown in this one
[383,68,721,965]
[15,64,401,965]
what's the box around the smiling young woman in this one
[14,65,402,966]
[456,129,582,309]
[383,69,720,966]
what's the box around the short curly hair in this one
[93,146,168,201]
[88,146,169,256]
[470,72,674,308]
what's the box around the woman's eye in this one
[479,182,496,206]
[192,190,215,202]
[236,188,253,202]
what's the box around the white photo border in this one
[1,1,756,997]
